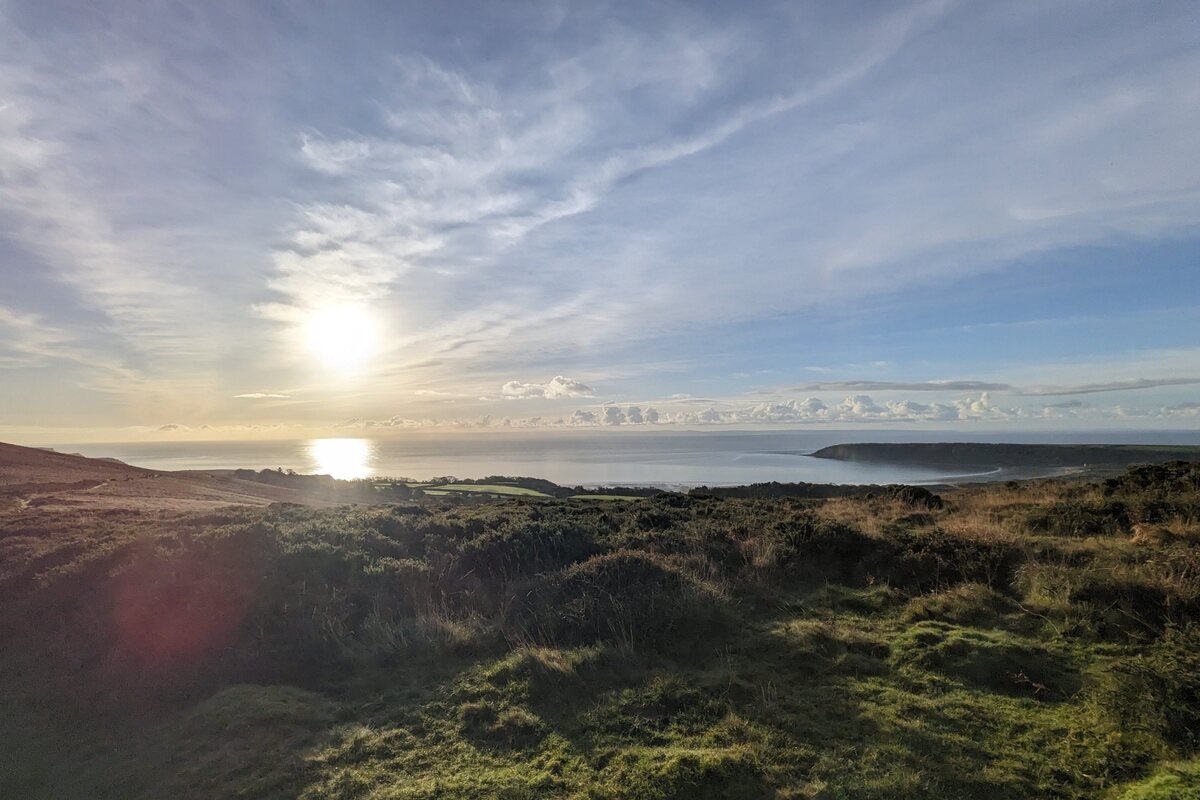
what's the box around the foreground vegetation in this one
[2,462,1200,798]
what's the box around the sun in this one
[305,305,378,371]
[307,438,374,480]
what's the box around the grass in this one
[1117,761,1200,799]
[424,483,553,497]
[2,462,1199,797]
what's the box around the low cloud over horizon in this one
[291,390,1200,437]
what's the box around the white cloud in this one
[233,392,291,399]
[501,375,594,399]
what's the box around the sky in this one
[1,0,1198,442]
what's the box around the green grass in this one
[425,483,553,497]
[1116,760,1200,799]
[3,462,1200,797]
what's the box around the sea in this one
[50,429,1200,488]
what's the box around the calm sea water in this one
[52,429,1200,488]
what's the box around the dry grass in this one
[815,497,918,535]
[1132,516,1200,546]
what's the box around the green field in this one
[425,483,553,497]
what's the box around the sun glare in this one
[305,305,377,371]
[307,438,374,480]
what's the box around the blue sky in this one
[0,0,1198,441]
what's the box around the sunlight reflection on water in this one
[306,438,376,480]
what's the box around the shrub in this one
[1095,625,1200,753]
[517,551,730,649]
[873,528,1024,591]
[764,513,886,580]
[453,519,606,584]
[1104,462,1200,497]
[886,485,945,510]
[1068,558,1200,638]
[1025,500,1130,537]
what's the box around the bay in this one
[50,429,1200,487]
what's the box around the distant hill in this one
[0,441,154,486]
[0,440,344,512]
[811,442,1200,470]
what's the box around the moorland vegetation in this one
[2,461,1199,798]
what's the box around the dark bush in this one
[767,513,886,578]
[1103,461,1200,497]
[886,485,945,510]
[1096,625,1200,753]
[453,520,606,584]
[1026,500,1130,537]
[872,528,1025,591]
[517,551,730,648]
[1070,572,1200,637]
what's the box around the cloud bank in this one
[336,391,1200,431]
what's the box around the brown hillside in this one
[0,441,327,513]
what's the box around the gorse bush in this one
[518,550,732,649]
[1104,461,1200,497]
[1095,625,1200,753]
[1026,499,1131,537]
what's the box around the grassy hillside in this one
[2,461,1199,798]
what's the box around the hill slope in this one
[0,441,340,512]
[811,442,1200,471]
